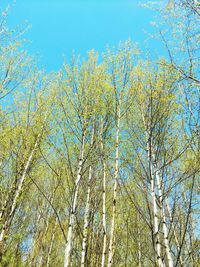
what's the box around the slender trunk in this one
[162,208,173,267]
[144,133,163,267]
[107,101,120,267]
[138,223,142,267]
[165,198,184,266]
[0,134,41,254]
[150,165,163,267]
[141,111,162,266]
[64,132,85,267]
[154,163,173,267]
[145,134,164,267]
[101,134,107,267]
[142,114,164,267]
[81,125,95,267]
[80,166,92,266]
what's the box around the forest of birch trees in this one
[0,1,199,266]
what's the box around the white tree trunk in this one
[145,135,164,267]
[150,166,164,267]
[107,102,120,267]
[154,163,173,267]
[166,198,184,266]
[101,135,107,267]
[81,125,95,267]
[138,222,142,267]
[80,166,92,267]
[64,133,85,267]
[0,134,41,244]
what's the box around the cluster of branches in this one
[0,2,199,267]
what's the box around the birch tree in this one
[104,42,137,267]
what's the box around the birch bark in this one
[64,132,85,267]
[101,130,107,267]
[0,134,41,250]
[107,99,121,267]
[150,163,163,267]
[145,130,164,267]
[166,198,184,266]
[81,124,95,267]
[137,220,142,267]
[154,166,173,267]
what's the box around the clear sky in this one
[4,0,163,71]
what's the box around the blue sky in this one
[4,0,163,71]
